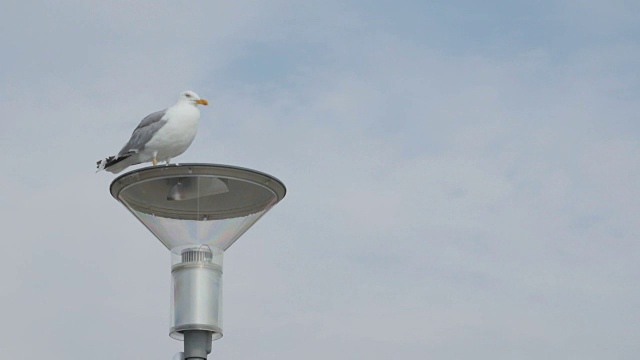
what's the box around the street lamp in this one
[110,164,286,359]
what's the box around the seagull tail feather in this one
[96,154,133,174]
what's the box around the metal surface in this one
[170,247,224,340]
[184,330,213,360]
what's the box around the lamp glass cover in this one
[110,164,286,251]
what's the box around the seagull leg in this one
[152,157,157,166]
[165,158,172,166]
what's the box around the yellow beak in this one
[195,99,209,106]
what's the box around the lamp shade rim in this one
[110,163,286,202]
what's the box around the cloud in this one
[1,1,639,359]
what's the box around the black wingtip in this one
[97,155,130,170]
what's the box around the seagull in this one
[97,90,208,174]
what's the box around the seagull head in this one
[178,90,209,106]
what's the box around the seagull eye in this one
[185,93,192,98]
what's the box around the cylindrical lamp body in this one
[170,245,224,340]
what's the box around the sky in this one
[1,1,639,359]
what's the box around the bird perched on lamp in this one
[97,90,208,174]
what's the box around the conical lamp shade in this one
[110,164,286,251]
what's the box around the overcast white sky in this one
[1,1,639,359]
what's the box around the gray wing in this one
[117,109,168,157]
